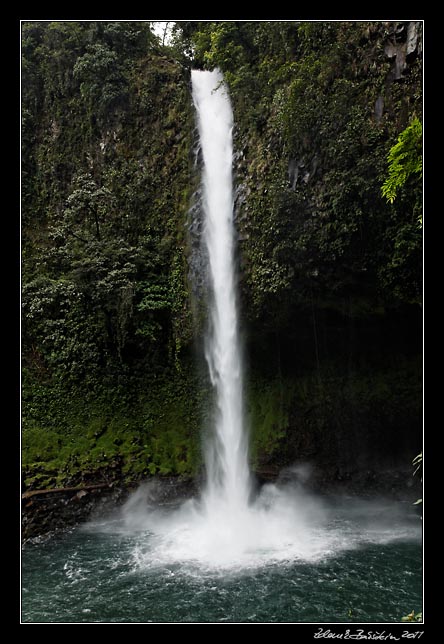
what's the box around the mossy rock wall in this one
[22,21,422,490]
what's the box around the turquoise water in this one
[21,494,422,624]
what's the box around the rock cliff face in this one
[22,22,422,499]
[384,21,422,81]
[217,21,423,474]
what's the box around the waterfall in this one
[87,69,422,574]
[191,69,251,515]
[117,71,337,569]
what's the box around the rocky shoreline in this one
[21,476,198,543]
[22,465,422,543]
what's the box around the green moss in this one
[247,377,292,466]
[22,426,62,464]
[22,361,207,489]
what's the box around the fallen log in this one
[22,483,111,500]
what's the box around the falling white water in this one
[191,69,251,515]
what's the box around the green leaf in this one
[412,452,422,465]
[381,117,422,204]
[401,610,422,623]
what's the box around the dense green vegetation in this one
[22,21,422,489]
[22,21,197,486]
[181,21,422,313]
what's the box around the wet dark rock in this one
[22,485,125,542]
[22,477,198,542]
[384,21,421,81]
[406,22,420,58]
[255,462,422,504]
[288,156,319,190]
[374,96,384,123]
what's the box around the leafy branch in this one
[381,116,422,205]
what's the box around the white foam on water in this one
[84,480,421,574]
